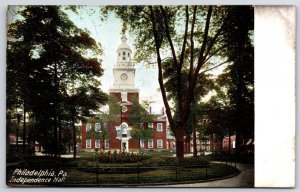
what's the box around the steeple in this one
[117,33,132,65]
[109,33,139,92]
[121,34,127,43]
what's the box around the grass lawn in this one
[62,162,239,185]
[7,155,239,186]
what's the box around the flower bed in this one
[89,151,151,164]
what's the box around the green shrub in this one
[142,157,209,167]
[89,151,151,163]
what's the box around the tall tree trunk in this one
[235,131,241,155]
[228,134,231,154]
[22,101,26,154]
[58,116,62,157]
[192,113,197,157]
[175,127,184,158]
[15,97,20,151]
[71,109,77,159]
[16,118,20,151]
[53,62,58,158]
[210,134,214,153]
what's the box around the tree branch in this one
[145,57,172,65]
[188,6,197,85]
[199,60,229,75]
[204,26,223,60]
[195,6,213,74]
[179,5,189,68]
[149,6,175,132]
[184,6,213,121]
[159,6,178,68]
[160,5,184,122]
[203,45,225,64]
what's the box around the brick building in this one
[81,34,169,152]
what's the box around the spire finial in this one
[121,33,127,42]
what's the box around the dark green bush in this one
[91,151,151,163]
[142,157,209,167]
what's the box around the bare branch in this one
[195,6,213,73]
[136,6,151,17]
[203,45,225,63]
[203,26,223,60]
[184,6,213,121]
[179,5,189,68]
[188,6,197,84]
[159,6,178,67]
[145,57,173,65]
[160,5,183,119]
[149,6,175,132]
[199,60,229,75]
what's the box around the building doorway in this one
[122,140,128,152]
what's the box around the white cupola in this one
[117,34,132,64]
[109,33,139,93]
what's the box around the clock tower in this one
[109,34,139,152]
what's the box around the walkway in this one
[164,162,254,187]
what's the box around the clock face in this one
[120,73,128,80]
[122,106,128,113]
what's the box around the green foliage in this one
[205,152,254,164]
[108,95,121,122]
[142,156,209,167]
[92,151,150,163]
[217,6,254,152]
[7,5,108,156]
[127,98,156,142]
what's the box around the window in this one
[148,139,153,148]
[86,139,91,148]
[105,140,109,148]
[123,57,126,60]
[103,122,107,129]
[121,92,127,102]
[157,123,163,132]
[95,123,101,132]
[157,139,163,148]
[86,123,91,132]
[148,123,153,129]
[140,139,144,148]
[95,139,100,148]
[123,51,125,55]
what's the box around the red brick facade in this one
[81,119,168,152]
[81,91,168,152]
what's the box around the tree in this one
[103,5,231,158]
[7,5,108,157]
[163,58,214,156]
[68,86,108,158]
[219,6,254,154]
[127,98,155,150]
